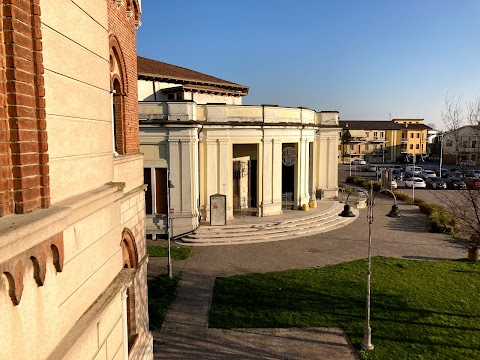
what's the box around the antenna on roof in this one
[388,113,392,120]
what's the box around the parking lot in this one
[338,163,459,208]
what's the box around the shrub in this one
[346,176,355,184]
[428,207,458,234]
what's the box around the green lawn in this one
[148,274,181,330]
[147,245,191,260]
[209,257,480,359]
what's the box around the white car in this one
[404,177,426,188]
[391,179,398,189]
[351,159,366,165]
[421,170,436,178]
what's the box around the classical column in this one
[272,139,283,205]
[218,140,232,218]
[180,140,192,213]
[168,140,180,216]
[204,139,218,221]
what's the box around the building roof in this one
[137,56,249,96]
[340,120,432,131]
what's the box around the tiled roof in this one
[137,56,249,95]
[340,120,432,131]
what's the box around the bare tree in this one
[441,95,480,260]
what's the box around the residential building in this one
[442,125,480,165]
[1,1,152,359]
[339,119,431,163]
[138,57,340,237]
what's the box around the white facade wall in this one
[138,79,242,105]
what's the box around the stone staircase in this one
[176,201,358,246]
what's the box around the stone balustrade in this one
[139,101,339,126]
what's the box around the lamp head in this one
[168,180,175,189]
[340,204,356,217]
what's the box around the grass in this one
[209,257,480,359]
[148,274,181,330]
[147,245,192,260]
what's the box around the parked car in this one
[366,164,377,172]
[376,167,387,176]
[405,165,423,174]
[446,177,467,190]
[404,177,426,189]
[421,170,437,178]
[391,179,398,189]
[426,177,447,190]
[351,159,366,165]
[392,170,404,180]
[465,177,480,189]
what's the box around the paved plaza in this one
[149,196,466,359]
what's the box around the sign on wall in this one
[282,147,297,166]
[210,194,226,226]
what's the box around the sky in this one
[137,0,480,130]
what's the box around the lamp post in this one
[340,182,401,350]
[166,171,174,278]
[439,135,444,178]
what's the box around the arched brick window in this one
[109,35,128,155]
[121,228,138,351]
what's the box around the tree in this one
[441,95,480,261]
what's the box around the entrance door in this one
[282,144,297,209]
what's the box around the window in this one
[410,133,414,138]
[143,167,167,215]
[338,145,341,151]
[167,94,175,100]
[416,144,420,149]
[416,133,420,138]
[472,141,477,148]
[176,92,184,100]
[380,131,384,138]
[350,145,354,151]
[365,132,369,137]
[410,144,413,149]
[373,131,377,137]
[339,131,342,139]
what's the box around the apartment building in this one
[339,119,431,163]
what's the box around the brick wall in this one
[1,0,49,217]
[108,0,140,155]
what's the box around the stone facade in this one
[0,1,152,359]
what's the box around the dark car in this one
[426,177,447,190]
[465,177,480,189]
[446,177,467,190]
[392,170,404,180]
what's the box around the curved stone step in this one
[176,203,358,246]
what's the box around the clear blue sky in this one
[137,0,480,129]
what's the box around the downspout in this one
[261,105,265,216]
[152,79,157,101]
[197,123,204,225]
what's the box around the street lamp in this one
[340,182,401,350]
[166,172,175,278]
[439,134,444,178]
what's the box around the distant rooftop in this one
[137,56,249,96]
[340,120,432,131]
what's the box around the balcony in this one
[370,137,386,143]
[348,137,366,143]
[401,138,408,143]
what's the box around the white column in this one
[180,140,192,213]
[205,139,218,221]
[272,139,282,204]
[192,134,200,225]
[218,140,232,218]
[168,140,181,216]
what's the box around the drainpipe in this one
[261,105,265,216]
